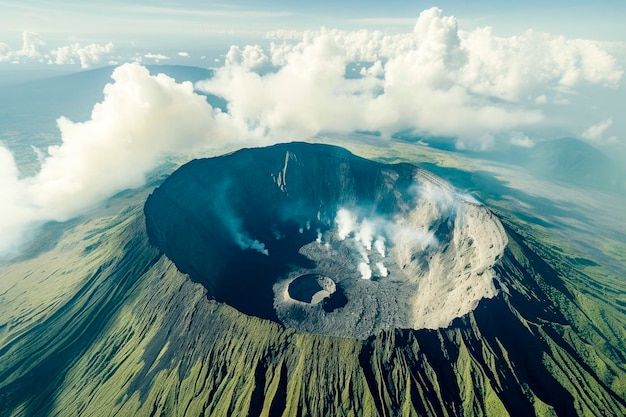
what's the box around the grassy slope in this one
[0,140,625,416]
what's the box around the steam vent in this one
[145,142,507,338]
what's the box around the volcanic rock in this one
[145,142,507,338]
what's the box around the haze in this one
[0,2,625,258]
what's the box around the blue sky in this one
[1,1,625,47]
[1,0,624,72]
[0,1,625,257]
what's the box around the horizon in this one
[0,3,625,258]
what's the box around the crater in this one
[144,142,507,338]
[287,274,336,305]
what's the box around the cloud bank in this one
[50,42,114,68]
[198,7,622,147]
[0,7,623,257]
[0,63,247,257]
[0,31,114,68]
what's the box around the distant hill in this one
[522,137,625,194]
[442,137,626,195]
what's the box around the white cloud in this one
[144,52,170,61]
[50,42,114,68]
[0,42,11,62]
[0,63,249,257]
[199,8,623,150]
[199,8,622,148]
[1,8,624,256]
[0,31,44,63]
[581,118,618,144]
[225,44,268,69]
[0,31,116,68]
[178,51,190,57]
[0,148,38,256]
[510,132,535,148]
[16,31,45,58]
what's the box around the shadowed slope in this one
[145,143,507,337]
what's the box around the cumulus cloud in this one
[510,132,535,148]
[50,42,114,68]
[0,148,37,256]
[0,31,44,63]
[178,51,190,57]
[581,118,618,144]
[458,28,623,99]
[198,7,622,149]
[225,44,268,69]
[16,31,45,58]
[0,42,10,62]
[144,52,170,61]
[0,63,248,257]
[0,31,115,68]
[1,8,624,256]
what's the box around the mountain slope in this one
[0,144,625,416]
[524,137,625,192]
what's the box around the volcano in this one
[1,143,625,416]
[144,143,507,338]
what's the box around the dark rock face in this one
[145,142,418,329]
[144,142,507,338]
[2,144,625,416]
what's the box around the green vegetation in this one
[1,141,625,416]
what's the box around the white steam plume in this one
[234,234,269,256]
[354,220,375,250]
[376,262,388,277]
[335,208,356,240]
[374,237,386,258]
[358,262,372,280]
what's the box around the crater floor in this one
[145,142,507,338]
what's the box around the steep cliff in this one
[145,143,507,337]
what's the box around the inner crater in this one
[287,274,336,305]
[144,142,507,339]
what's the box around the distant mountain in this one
[523,137,625,192]
[396,135,625,194]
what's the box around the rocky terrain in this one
[145,143,508,338]
[1,143,625,416]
